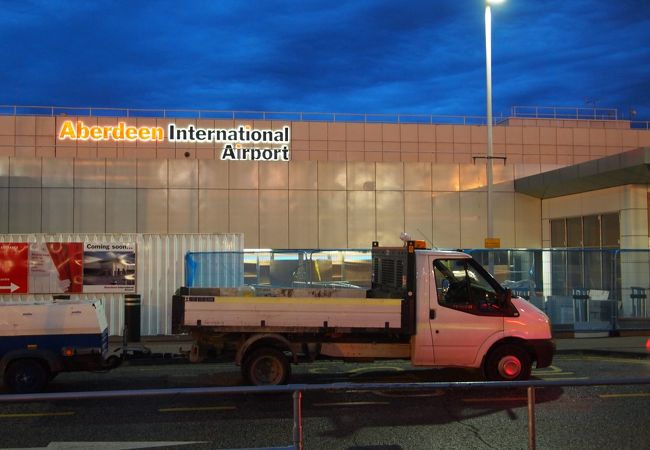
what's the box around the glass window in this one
[433,258,500,313]
[550,219,566,247]
[583,215,600,248]
[566,217,582,247]
[601,213,619,248]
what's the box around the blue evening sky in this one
[1,0,649,119]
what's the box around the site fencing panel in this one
[185,249,372,290]
[0,233,243,336]
[467,248,650,333]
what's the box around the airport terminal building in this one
[1,105,649,335]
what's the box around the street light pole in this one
[485,0,504,249]
[485,0,504,271]
[485,2,495,243]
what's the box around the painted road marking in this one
[313,401,390,407]
[348,366,405,377]
[462,397,527,403]
[598,393,650,399]
[373,390,445,398]
[558,356,650,365]
[0,441,208,449]
[158,406,236,413]
[0,411,75,418]
[536,376,590,381]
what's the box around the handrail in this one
[0,104,494,125]
[1,104,648,127]
[2,377,650,450]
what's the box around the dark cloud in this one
[0,0,648,119]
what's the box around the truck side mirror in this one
[501,288,512,307]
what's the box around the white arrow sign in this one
[0,282,20,293]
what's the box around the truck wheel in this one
[3,359,49,393]
[243,348,291,386]
[485,345,532,381]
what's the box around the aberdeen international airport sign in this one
[58,120,291,161]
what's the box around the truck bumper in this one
[529,339,555,368]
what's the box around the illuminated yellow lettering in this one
[77,121,90,140]
[125,127,137,140]
[112,123,124,140]
[153,127,164,141]
[57,121,165,142]
[58,120,76,139]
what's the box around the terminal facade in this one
[1,107,649,333]
[0,109,648,250]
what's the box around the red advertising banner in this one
[0,243,29,294]
[29,242,83,293]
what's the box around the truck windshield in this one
[433,258,503,312]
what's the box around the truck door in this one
[429,256,504,367]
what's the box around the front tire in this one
[4,359,50,393]
[485,345,532,381]
[242,348,291,386]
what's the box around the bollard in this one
[528,386,536,450]
[124,294,141,343]
[292,391,303,450]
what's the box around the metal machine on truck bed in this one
[172,241,554,385]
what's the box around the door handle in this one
[429,309,436,320]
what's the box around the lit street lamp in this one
[485,0,504,250]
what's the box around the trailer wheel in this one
[485,345,532,381]
[3,359,50,393]
[243,348,291,386]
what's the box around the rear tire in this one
[485,345,532,381]
[4,359,49,393]
[242,348,291,386]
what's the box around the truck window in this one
[433,259,502,314]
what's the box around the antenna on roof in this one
[415,229,438,249]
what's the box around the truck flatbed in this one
[180,295,403,331]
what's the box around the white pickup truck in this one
[0,300,111,393]
[172,241,554,385]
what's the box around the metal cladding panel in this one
[42,159,74,188]
[348,191,375,248]
[405,191,433,245]
[8,188,41,233]
[198,160,229,189]
[137,189,168,233]
[9,159,42,188]
[137,160,168,189]
[318,191,347,248]
[106,189,137,232]
[0,188,8,233]
[0,233,243,336]
[74,159,106,188]
[169,189,198,233]
[106,161,136,188]
[198,190,229,232]
[74,189,106,232]
[42,188,74,232]
[376,163,404,191]
[259,190,289,248]
[229,190,259,247]
[169,160,198,189]
[376,191,405,246]
[0,157,8,188]
[288,190,318,248]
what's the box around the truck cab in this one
[372,242,554,381]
